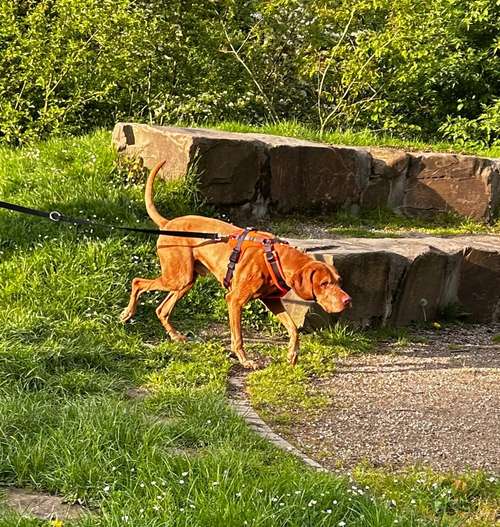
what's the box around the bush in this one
[0,0,498,146]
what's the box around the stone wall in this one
[286,235,500,328]
[112,123,500,222]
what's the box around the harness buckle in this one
[265,251,276,262]
[229,252,240,263]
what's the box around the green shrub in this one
[1,0,498,146]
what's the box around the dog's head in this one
[290,260,351,313]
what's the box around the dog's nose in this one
[341,294,352,306]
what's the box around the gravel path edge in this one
[227,368,326,471]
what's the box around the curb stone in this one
[227,369,327,472]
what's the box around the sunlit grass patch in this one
[269,208,499,239]
[353,467,499,526]
[247,324,374,421]
[211,119,500,158]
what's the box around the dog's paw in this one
[170,333,188,343]
[242,359,259,370]
[119,310,133,323]
[287,352,298,367]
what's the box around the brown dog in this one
[121,161,351,368]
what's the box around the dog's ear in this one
[290,261,323,300]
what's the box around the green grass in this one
[0,131,498,526]
[247,325,373,423]
[210,120,500,158]
[266,209,500,239]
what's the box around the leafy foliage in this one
[0,0,498,146]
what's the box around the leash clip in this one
[49,211,62,222]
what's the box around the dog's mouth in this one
[317,302,350,314]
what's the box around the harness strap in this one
[223,229,290,298]
[263,239,291,296]
[223,227,256,289]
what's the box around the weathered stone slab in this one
[112,124,500,222]
[402,153,500,220]
[284,235,500,328]
[458,248,500,322]
[267,142,370,212]
[112,124,267,206]
[112,124,371,215]
[362,148,409,210]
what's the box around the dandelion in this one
[50,520,64,527]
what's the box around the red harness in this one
[223,228,290,298]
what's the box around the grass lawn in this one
[0,131,498,526]
[265,209,500,239]
[210,121,500,159]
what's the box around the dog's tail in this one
[145,160,168,226]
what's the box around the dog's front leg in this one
[262,298,299,366]
[226,292,258,370]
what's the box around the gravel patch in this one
[279,324,500,474]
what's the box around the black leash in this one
[0,200,225,241]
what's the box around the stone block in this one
[113,123,500,222]
[112,123,266,205]
[362,148,409,210]
[268,143,371,212]
[286,235,500,329]
[402,153,499,220]
[457,248,500,322]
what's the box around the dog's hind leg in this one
[262,298,299,366]
[120,276,167,323]
[155,282,195,341]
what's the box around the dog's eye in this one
[321,281,329,288]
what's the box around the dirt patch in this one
[273,324,500,474]
[2,487,88,521]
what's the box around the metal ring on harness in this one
[49,211,62,222]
